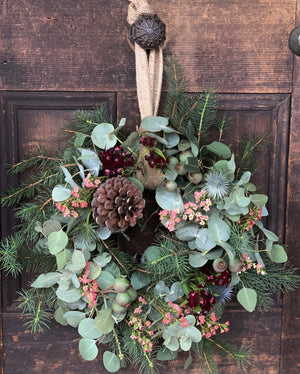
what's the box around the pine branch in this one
[208,337,254,372]
[0,233,23,276]
[215,114,232,142]
[237,258,300,310]
[120,323,159,374]
[235,136,268,178]
[17,288,56,333]
[142,233,191,280]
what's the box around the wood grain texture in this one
[0,0,295,93]
[281,3,300,373]
[2,308,282,374]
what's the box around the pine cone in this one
[91,175,145,232]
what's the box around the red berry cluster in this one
[188,289,216,315]
[100,146,134,177]
[145,151,169,169]
[201,265,232,287]
[214,269,232,286]
[141,136,156,148]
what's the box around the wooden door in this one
[0,1,299,373]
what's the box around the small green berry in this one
[112,301,127,314]
[127,288,138,302]
[163,180,178,192]
[113,277,131,292]
[116,292,132,308]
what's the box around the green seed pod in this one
[229,259,244,273]
[213,258,228,273]
[179,150,193,165]
[116,292,132,307]
[163,180,178,192]
[113,277,131,292]
[112,301,128,314]
[175,163,187,175]
[127,288,138,302]
[188,172,203,184]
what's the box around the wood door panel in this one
[0,92,116,310]
[0,92,290,373]
[0,0,294,93]
[2,308,282,374]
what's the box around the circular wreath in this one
[1,60,299,373]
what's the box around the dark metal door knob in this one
[289,25,300,56]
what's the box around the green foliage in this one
[163,58,218,145]
[120,323,159,374]
[142,233,191,280]
[17,288,56,333]
[235,136,268,178]
[203,337,254,373]
[237,258,300,310]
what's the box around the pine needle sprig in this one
[120,323,159,374]
[7,147,62,175]
[215,114,232,142]
[208,337,254,372]
[0,233,23,276]
[17,288,56,333]
[142,233,191,280]
[237,258,300,310]
[235,136,268,178]
[163,57,188,131]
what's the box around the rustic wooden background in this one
[0,0,300,373]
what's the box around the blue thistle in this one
[203,170,230,199]
[211,285,233,304]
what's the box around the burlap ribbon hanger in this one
[127,0,165,190]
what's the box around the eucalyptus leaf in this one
[63,311,86,327]
[157,347,178,361]
[48,229,69,255]
[96,226,112,240]
[142,116,174,133]
[61,166,80,189]
[52,185,71,202]
[78,318,103,339]
[42,220,61,238]
[78,148,102,176]
[103,351,121,373]
[127,177,144,192]
[189,252,208,268]
[268,244,288,263]
[91,123,117,149]
[207,141,231,159]
[74,132,86,147]
[54,306,69,326]
[56,286,82,303]
[131,271,152,290]
[71,249,86,271]
[56,249,72,271]
[93,252,112,268]
[184,355,193,370]
[79,338,98,361]
[164,336,180,351]
[156,183,184,211]
[94,308,114,334]
[251,193,268,207]
[207,210,231,244]
[175,225,199,241]
[180,336,192,351]
[166,132,180,148]
[97,270,115,289]
[31,272,62,288]
[237,287,257,312]
[89,262,102,280]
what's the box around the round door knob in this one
[129,13,166,50]
[289,25,300,56]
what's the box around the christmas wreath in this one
[1,2,299,373]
